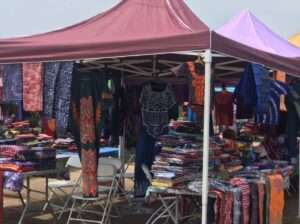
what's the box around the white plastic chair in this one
[43,155,82,220]
[67,162,118,224]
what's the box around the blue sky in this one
[0,0,299,39]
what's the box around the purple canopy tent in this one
[0,3,300,223]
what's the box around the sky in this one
[0,0,299,39]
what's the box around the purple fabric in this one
[3,171,23,192]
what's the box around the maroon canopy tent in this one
[0,0,210,64]
[1,2,300,224]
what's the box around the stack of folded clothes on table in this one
[151,123,203,189]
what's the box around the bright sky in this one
[0,0,299,39]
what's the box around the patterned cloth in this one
[230,178,250,224]
[140,83,176,138]
[43,62,60,118]
[3,64,23,120]
[22,63,43,112]
[71,69,104,197]
[55,62,74,137]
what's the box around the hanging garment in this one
[22,63,43,112]
[231,187,242,224]
[286,80,300,159]
[249,183,259,224]
[3,64,23,120]
[71,70,103,198]
[257,183,265,224]
[268,175,284,224]
[234,63,257,119]
[230,178,250,224]
[256,81,288,126]
[214,91,234,126]
[55,62,74,137]
[172,62,205,106]
[140,83,177,138]
[252,64,272,113]
[43,62,60,118]
[135,83,177,197]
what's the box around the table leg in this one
[18,177,30,224]
[0,171,3,224]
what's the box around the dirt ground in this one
[3,175,300,224]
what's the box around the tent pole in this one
[201,49,212,224]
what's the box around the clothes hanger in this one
[194,54,204,65]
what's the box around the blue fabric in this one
[134,127,157,197]
[234,64,256,119]
[187,107,197,122]
[255,81,288,125]
[3,64,23,120]
[252,64,272,113]
[43,62,60,118]
[55,62,74,137]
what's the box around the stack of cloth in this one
[0,145,56,170]
[169,121,202,140]
[151,134,202,188]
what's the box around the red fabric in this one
[0,0,209,63]
[214,91,234,126]
[22,63,43,112]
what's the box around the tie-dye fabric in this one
[22,63,43,112]
[43,62,60,118]
[3,64,22,102]
[55,62,74,137]
[3,64,23,120]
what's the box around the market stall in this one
[1,1,300,223]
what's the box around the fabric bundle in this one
[22,63,43,112]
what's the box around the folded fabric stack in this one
[0,159,35,172]
[151,128,202,189]
[0,145,56,170]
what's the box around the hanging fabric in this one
[22,63,43,112]
[43,62,60,118]
[3,64,23,120]
[135,82,177,197]
[268,174,284,224]
[234,63,257,119]
[214,89,234,126]
[71,68,104,198]
[54,62,74,137]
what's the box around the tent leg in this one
[201,49,212,224]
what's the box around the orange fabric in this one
[268,174,284,224]
[187,62,205,105]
